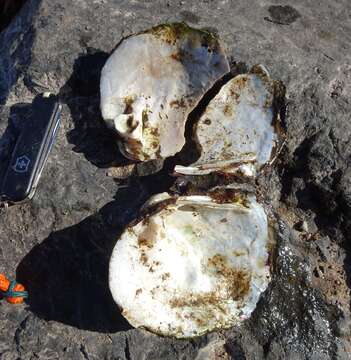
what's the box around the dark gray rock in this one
[266,5,301,25]
[0,0,351,359]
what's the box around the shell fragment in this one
[175,66,282,177]
[109,191,272,338]
[100,23,230,161]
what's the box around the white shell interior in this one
[109,193,271,338]
[100,24,229,161]
[175,66,277,176]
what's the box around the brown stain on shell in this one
[124,137,147,160]
[223,103,234,117]
[140,109,161,153]
[126,115,139,133]
[139,250,148,266]
[161,272,171,281]
[123,95,134,114]
[169,291,220,308]
[207,254,251,301]
[168,254,251,312]
[135,288,142,296]
[170,52,181,61]
[230,76,249,94]
[170,98,187,109]
[136,217,164,272]
[229,72,275,109]
[138,218,159,250]
[232,250,247,257]
[142,109,150,126]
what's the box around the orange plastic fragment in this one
[0,274,9,291]
[0,273,27,304]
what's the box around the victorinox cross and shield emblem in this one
[13,155,31,173]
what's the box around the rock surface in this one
[0,0,350,359]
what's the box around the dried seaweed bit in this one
[208,188,250,207]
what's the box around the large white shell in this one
[109,191,272,338]
[175,66,281,177]
[100,23,229,161]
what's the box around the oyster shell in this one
[109,190,273,338]
[175,65,284,177]
[100,23,230,161]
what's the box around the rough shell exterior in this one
[100,23,230,161]
[175,66,283,177]
[109,192,272,338]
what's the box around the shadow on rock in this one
[16,171,175,333]
[0,0,26,32]
[15,182,149,333]
[16,200,131,332]
[60,48,129,168]
[0,0,40,104]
